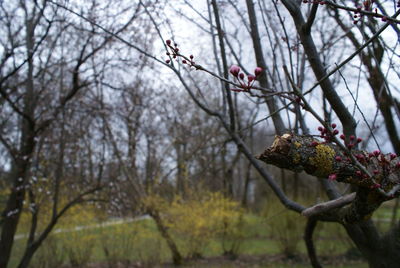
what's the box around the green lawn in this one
[9,212,371,268]
[11,198,400,268]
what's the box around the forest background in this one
[1,0,400,267]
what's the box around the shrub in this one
[268,210,304,258]
[29,235,65,268]
[153,190,245,258]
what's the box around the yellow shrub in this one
[147,190,244,258]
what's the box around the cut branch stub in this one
[257,134,400,194]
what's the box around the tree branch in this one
[302,193,356,217]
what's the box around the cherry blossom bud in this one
[331,123,337,129]
[328,174,337,181]
[373,150,381,157]
[335,156,342,162]
[356,154,365,161]
[333,129,339,135]
[350,135,355,141]
[357,138,363,143]
[318,126,323,132]
[390,153,397,160]
[166,40,171,45]
[356,171,362,177]
[340,134,345,140]
[311,141,319,147]
[229,65,241,77]
[372,183,381,189]
[190,55,194,59]
[254,67,263,76]
[166,59,170,64]
[248,75,256,82]
[347,143,354,149]
[239,73,245,80]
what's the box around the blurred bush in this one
[149,190,245,259]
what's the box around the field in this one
[10,204,386,268]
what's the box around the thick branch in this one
[258,134,400,222]
[257,134,400,190]
[302,193,356,217]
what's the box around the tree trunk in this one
[344,221,400,268]
[149,210,183,265]
[0,17,37,265]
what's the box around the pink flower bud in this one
[357,138,363,143]
[166,40,171,45]
[356,154,365,161]
[248,75,256,82]
[350,135,355,141]
[229,65,241,77]
[340,134,345,140]
[254,67,263,76]
[331,123,337,129]
[311,141,319,147]
[356,171,362,177]
[239,73,245,80]
[373,150,381,157]
[318,126,323,132]
[390,153,397,160]
[347,143,354,149]
[333,129,339,135]
[328,174,337,181]
[190,55,194,59]
[372,183,381,189]
[335,156,342,162]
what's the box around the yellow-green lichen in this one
[309,144,335,176]
[294,141,302,148]
[293,153,301,164]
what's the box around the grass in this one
[10,198,400,268]
[10,213,366,268]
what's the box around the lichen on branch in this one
[257,133,400,223]
[257,134,400,194]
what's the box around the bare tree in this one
[0,0,144,267]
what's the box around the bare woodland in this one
[0,0,400,268]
